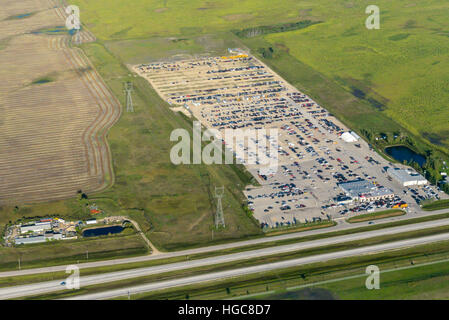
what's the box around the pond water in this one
[82,225,124,237]
[385,145,426,167]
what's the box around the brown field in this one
[0,0,120,204]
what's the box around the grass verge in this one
[346,209,405,223]
[21,224,449,299]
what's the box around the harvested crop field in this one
[0,0,120,204]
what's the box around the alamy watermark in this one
[365,265,380,290]
[65,265,80,290]
[65,5,81,44]
[65,5,80,31]
[365,5,380,30]
[170,121,279,175]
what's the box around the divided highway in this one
[66,232,449,300]
[1,209,448,279]
[1,217,449,299]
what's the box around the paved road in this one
[2,217,449,299]
[1,208,448,279]
[65,232,449,300]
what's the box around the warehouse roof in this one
[387,168,427,184]
[339,179,394,199]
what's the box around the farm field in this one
[0,0,262,254]
[0,0,120,204]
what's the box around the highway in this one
[1,208,448,279]
[2,217,449,299]
[65,232,449,300]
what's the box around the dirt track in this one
[0,0,121,204]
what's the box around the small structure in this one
[85,218,97,225]
[334,195,353,205]
[387,168,428,187]
[341,131,360,143]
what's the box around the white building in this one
[15,235,46,245]
[86,219,97,225]
[387,168,428,187]
[20,222,52,234]
[341,131,360,143]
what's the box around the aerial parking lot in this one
[134,52,448,229]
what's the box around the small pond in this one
[385,145,426,167]
[82,225,124,237]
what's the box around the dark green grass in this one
[422,199,449,211]
[346,209,405,223]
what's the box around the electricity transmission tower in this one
[124,82,134,112]
[73,29,81,45]
[215,186,225,228]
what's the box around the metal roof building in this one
[14,235,45,245]
[338,179,394,202]
[387,168,428,186]
[20,222,52,234]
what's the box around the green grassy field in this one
[264,1,449,150]
[422,199,449,211]
[255,258,449,300]
[72,0,314,40]
[346,209,405,223]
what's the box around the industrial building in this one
[14,235,45,245]
[387,168,428,187]
[14,231,63,245]
[339,179,394,202]
[20,221,52,234]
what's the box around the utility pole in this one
[18,256,21,270]
[73,29,81,45]
[124,82,134,112]
[215,186,225,228]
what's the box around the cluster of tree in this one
[258,47,275,59]
[234,20,320,38]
